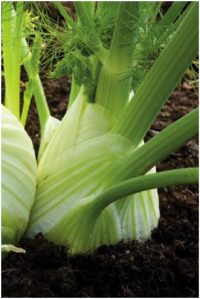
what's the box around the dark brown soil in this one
[2,76,198,297]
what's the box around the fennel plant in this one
[2,3,37,252]
[2,1,198,255]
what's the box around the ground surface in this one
[2,76,199,297]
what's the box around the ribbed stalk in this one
[68,76,80,107]
[74,2,108,64]
[2,2,21,118]
[53,2,75,29]
[107,108,198,185]
[20,80,33,126]
[112,2,198,147]
[21,39,50,134]
[158,2,187,27]
[94,168,198,211]
[95,2,139,117]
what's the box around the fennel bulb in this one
[2,105,37,247]
[27,92,159,253]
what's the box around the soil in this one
[2,75,199,297]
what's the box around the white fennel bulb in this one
[2,105,37,246]
[27,92,159,253]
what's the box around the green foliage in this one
[50,31,96,101]
[22,2,197,98]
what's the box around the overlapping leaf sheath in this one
[27,94,159,253]
[2,105,37,245]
